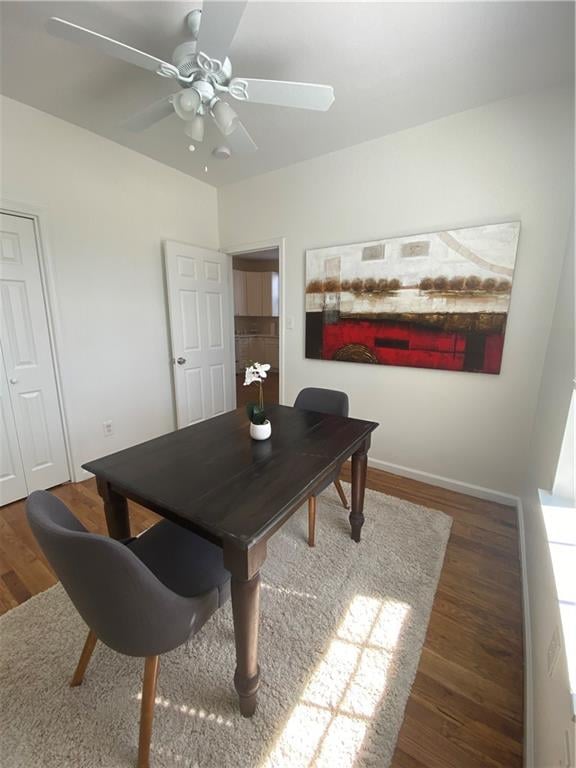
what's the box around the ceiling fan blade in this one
[196,0,247,64]
[47,17,180,78]
[226,119,258,154]
[230,78,335,111]
[213,114,257,154]
[121,95,176,132]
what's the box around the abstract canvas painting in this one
[305,222,520,374]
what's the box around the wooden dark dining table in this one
[83,403,378,717]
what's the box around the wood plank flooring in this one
[0,467,523,768]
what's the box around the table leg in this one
[224,541,266,717]
[350,438,369,542]
[231,572,261,717]
[96,477,131,540]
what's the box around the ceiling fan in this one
[46,2,335,156]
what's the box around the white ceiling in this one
[1,1,573,187]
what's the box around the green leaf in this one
[246,403,266,425]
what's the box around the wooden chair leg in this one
[70,629,98,687]
[334,479,349,509]
[308,496,317,547]
[138,656,159,768]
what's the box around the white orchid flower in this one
[253,362,271,379]
[243,366,258,386]
[243,361,271,412]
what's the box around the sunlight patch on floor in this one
[134,692,233,726]
[260,594,411,768]
[262,582,318,600]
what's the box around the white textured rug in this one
[0,485,451,768]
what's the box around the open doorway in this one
[231,247,280,408]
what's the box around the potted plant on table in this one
[244,362,272,440]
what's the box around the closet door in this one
[0,344,27,505]
[0,213,69,499]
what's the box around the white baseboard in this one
[516,498,535,768]
[366,456,519,506]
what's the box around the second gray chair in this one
[294,387,350,546]
[26,490,230,768]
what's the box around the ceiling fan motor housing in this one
[172,42,231,83]
[172,42,197,76]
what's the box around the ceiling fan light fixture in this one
[184,115,205,143]
[213,146,231,160]
[173,88,201,120]
[211,99,239,136]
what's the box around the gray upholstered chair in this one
[294,387,350,546]
[26,490,230,768]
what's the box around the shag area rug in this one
[0,484,451,768]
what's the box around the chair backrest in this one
[294,387,349,418]
[26,491,214,657]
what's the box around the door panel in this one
[18,390,53,470]
[206,292,224,348]
[2,280,38,366]
[0,213,69,497]
[0,345,27,505]
[209,364,226,415]
[180,290,201,350]
[204,259,221,282]
[177,254,198,279]
[164,241,234,428]
[184,367,203,424]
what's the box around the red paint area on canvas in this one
[322,319,504,373]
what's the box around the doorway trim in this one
[223,237,286,405]
[0,198,75,483]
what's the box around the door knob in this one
[176,357,186,365]
[9,378,18,384]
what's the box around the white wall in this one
[219,86,574,496]
[527,215,575,494]
[522,217,574,768]
[0,95,219,480]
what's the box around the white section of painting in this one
[306,222,520,315]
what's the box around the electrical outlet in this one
[102,420,113,437]
[547,625,562,677]
[286,316,294,330]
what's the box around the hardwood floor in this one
[0,467,523,768]
[341,465,524,768]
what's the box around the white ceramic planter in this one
[250,420,272,441]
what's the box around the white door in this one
[0,213,69,504]
[164,241,235,428]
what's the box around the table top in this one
[83,404,378,549]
